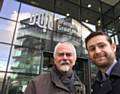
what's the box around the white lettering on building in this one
[57,19,78,34]
[29,12,53,31]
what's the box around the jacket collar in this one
[96,60,120,82]
[110,61,120,77]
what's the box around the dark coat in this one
[91,61,120,94]
[24,68,86,94]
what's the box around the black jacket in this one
[91,61,120,94]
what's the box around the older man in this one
[24,42,86,94]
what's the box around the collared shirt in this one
[92,60,120,94]
[106,59,117,76]
[97,59,118,82]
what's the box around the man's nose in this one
[95,47,101,53]
[63,54,68,59]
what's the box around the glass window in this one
[18,3,54,31]
[81,0,100,13]
[54,13,91,56]
[17,3,34,22]
[55,0,80,19]
[0,0,20,20]
[75,58,90,93]
[0,44,11,71]
[42,52,53,74]
[68,0,80,5]
[14,3,54,50]
[90,63,97,84]
[0,72,5,90]
[114,3,120,18]
[81,7,100,25]
[101,2,112,13]
[2,73,35,94]
[17,0,54,12]
[0,18,16,43]
[8,45,41,74]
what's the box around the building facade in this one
[0,0,120,94]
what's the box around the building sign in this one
[29,12,79,35]
[29,12,53,31]
[56,18,78,34]
[28,11,84,39]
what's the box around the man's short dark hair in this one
[85,30,112,49]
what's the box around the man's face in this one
[54,43,76,72]
[87,35,116,69]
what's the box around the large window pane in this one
[18,3,54,30]
[14,4,54,51]
[81,0,100,13]
[0,44,11,71]
[81,7,100,25]
[17,0,54,12]
[55,0,80,20]
[0,72,5,90]
[8,45,41,74]
[2,73,35,94]
[0,0,20,20]
[0,18,16,43]
[54,13,91,57]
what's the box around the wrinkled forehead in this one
[54,42,76,58]
[56,43,74,52]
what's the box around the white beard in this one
[60,65,70,72]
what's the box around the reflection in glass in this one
[0,44,10,71]
[18,3,54,30]
[0,18,16,43]
[0,0,20,20]
[54,13,91,56]
[2,73,35,94]
[14,22,53,49]
[14,3,54,51]
[8,45,41,74]
[0,72,5,90]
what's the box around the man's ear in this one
[111,43,116,52]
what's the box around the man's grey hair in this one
[53,42,77,58]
